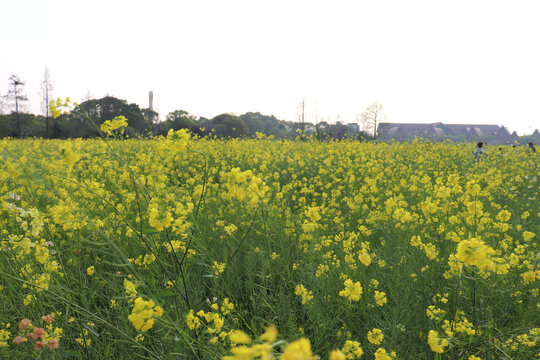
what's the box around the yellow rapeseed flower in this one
[229,329,251,344]
[427,330,448,353]
[339,279,363,301]
[259,325,278,343]
[329,350,346,360]
[86,266,95,276]
[281,338,318,360]
[455,237,495,271]
[367,328,384,345]
[295,284,314,305]
[100,116,128,136]
[374,291,387,306]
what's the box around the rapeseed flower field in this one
[0,122,538,358]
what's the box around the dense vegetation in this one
[0,124,538,359]
[0,95,368,141]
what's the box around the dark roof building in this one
[511,131,520,142]
[494,126,512,144]
[378,123,519,143]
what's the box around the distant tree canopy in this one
[79,97,150,133]
[210,114,249,138]
[142,108,159,126]
[166,110,196,129]
[0,113,46,138]
[239,112,290,137]
[51,96,151,138]
[0,92,413,141]
[155,109,201,136]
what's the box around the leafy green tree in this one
[0,113,46,138]
[142,108,159,134]
[239,112,265,135]
[0,114,15,137]
[74,96,150,136]
[239,112,291,137]
[210,113,249,138]
[52,112,95,138]
[47,96,149,138]
[166,110,196,130]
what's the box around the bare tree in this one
[40,67,54,138]
[361,102,385,140]
[82,89,94,103]
[5,75,28,137]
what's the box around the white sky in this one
[1,0,539,134]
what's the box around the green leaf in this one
[155,290,177,298]
[141,228,160,234]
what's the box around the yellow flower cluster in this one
[49,97,75,118]
[128,297,163,332]
[86,266,95,276]
[374,291,387,307]
[426,305,446,321]
[166,128,191,152]
[1,135,538,358]
[454,237,496,271]
[2,207,59,302]
[223,326,318,360]
[427,330,449,353]
[186,298,235,344]
[213,261,226,276]
[128,253,156,269]
[100,116,129,136]
[148,201,173,231]
[50,201,87,231]
[367,328,384,345]
[0,328,9,348]
[281,338,318,360]
[339,279,363,301]
[295,284,314,305]
[124,278,138,300]
[374,348,396,360]
[341,339,364,358]
[410,235,439,260]
[221,167,269,208]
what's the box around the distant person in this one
[474,141,486,162]
[528,142,537,153]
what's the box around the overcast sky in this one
[1,0,539,134]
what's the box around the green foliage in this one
[76,97,150,135]
[210,113,249,138]
[0,113,46,138]
[0,139,538,358]
[0,114,16,137]
[166,110,196,130]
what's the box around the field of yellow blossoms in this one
[0,127,538,359]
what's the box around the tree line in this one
[1,73,377,140]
